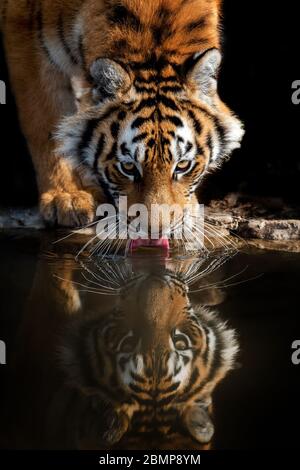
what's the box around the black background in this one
[0,0,299,206]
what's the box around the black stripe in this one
[158,95,180,112]
[132,132,148,143]
[206,134,213,152]
[131,114,155,129]
[134,97,157,114]
[79,105,119,159]
[165,115,184,128]
[155,74,179,84]
[160,86,182,94]
[202,326,211,366]
[97,174,114,204]
[120,143,130,156]
[78,34,87,70]
[106,142,118,161]
[110,121,120,139]
[196,144,205,156]
[36,5,59,69]
[157,393,177,406]
[161,382,180,394]
[144,149,151,163]
[152,7,172,45]
[129,383,147,394]
[93,134,106,171]
[147,138,156,149]
[179,329,224,403]
[182,356,189,365]
[183,367,199,393]
[28,0,38,31]
[144,366,153,378]
[131,372,146,384]
[186,16,207,32]
[104,166,114,185]
[107,5,142,31]
[130,54,167,72]
[134,84,157,93]
[185,38,209,47]
[211,115,226,141]
[78,119,101,160]
[112,39,129,52]
[152,25,171,45]
[133,396,155,406]
[188,110,202,134]
[186,141,193,153]
[118,110,127,121]
[57,14,78,65]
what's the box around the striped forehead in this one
[118,119,147,164]
[118,114,196,165]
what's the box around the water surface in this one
[0,231,299,450]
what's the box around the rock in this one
[0,193,299,244]
[237,219,300,240]
[206,194,300,241]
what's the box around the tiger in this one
[58,256,239,448]
[1,0,244,241]
[1,250,238,449]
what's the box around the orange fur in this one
[1,0,242,230]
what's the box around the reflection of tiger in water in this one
[1,0,243,234]
[61,259,238,447]
[1,249,238,449]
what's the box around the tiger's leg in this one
[3,20,95,227]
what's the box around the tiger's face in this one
[61,260,238,446]
[58,49,244,245]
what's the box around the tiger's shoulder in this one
[1,0,223,74]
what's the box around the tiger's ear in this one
[89,58,131,103]
[186,48,221,100]
[182,401,214,444]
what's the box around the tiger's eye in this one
[173,334,190,351]
[175,160,192,174]
[122,162,135,172]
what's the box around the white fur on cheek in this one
[224,115,245,153]
[210,131,220,162]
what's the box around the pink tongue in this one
[130,238,170,253]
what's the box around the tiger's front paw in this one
[40,189,95,228]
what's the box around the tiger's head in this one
[61,258,238,447]
[57,47,243,247]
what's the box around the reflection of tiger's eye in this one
[173,334,189,351]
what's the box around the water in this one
[0,231,299,450]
